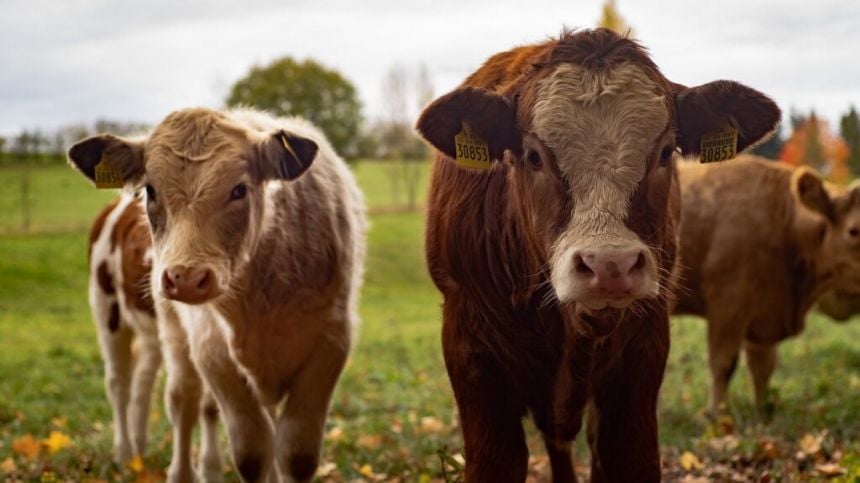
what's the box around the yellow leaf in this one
[418,416,446,434]
[359,464,374,477]
[679,451,704,471]
[357,434,383,449]
[799,432,824,456]
[1,457,16,474]
[325,426,343,442]
[50,417,67,429]
[43,430,73,454]
[127,455,145,473]
[12,434,41,460]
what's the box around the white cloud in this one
[0,0,858,136]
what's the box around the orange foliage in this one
[780,115,850,183]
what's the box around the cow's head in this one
[417,29,780,311]
[69,108,319,305]
[793,171,860,294]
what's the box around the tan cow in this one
[674,155,860,416]
[69,108,366,483]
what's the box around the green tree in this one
[840,106,860,176]
[751,127,784,159]
[226,57,363,158]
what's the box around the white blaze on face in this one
[531,63,669,307]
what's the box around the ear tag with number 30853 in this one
[94,155,124,189]
[699,127,738,163]
[454,127,491,170]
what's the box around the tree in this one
[840,106,860,176]
[750,127,784,159]
[780,111,850,183]
[226,57,363,158]
[597,0,633,36]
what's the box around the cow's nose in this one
[162,265,216,304]
[574,248,646,297]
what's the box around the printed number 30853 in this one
[456,143,488,162]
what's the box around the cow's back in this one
[674,156,813,340]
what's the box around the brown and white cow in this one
[674,156,860,416]
[70,108,366,483]
[88,193,161,463]
[416,28,780,482]
[87,194,223,477]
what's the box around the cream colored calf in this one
[71,108,366,482]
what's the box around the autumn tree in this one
[840,106,860,176]
[226,57,363,157]
[598,0,633,36]
[780,111,850,183]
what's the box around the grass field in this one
[1,163,859,482]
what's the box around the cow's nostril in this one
[197,271,211,291]
[574,254,594,276]
[162,271,176,290]
[633,252,646,272]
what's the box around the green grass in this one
[0,163,859,481]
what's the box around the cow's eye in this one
[145,184,156,202]
[229,183,247,202]
[526,150,543,170]
[659,146,675,166]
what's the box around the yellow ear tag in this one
[94,156,123,189]
[454,127,491,170]
[700,128,738,163]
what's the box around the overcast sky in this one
[1,0,858,137]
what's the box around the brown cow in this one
[70,108,366,482]
[674,156,860,416]
[416,29,780,482]
[87,194,222,476]
[818,288,860,321]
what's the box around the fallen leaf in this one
[418,416,446,434]
[134,469,166,483]
[815,462,846,477]
[316,461,337,477]
[50,417,67,429]
[325,426,343,442]
[12,434,41,460]
[359,464,374,477]
[127,455,145,473]
[43,430,72,453]
[708,435,739,452]
[357,434,382,449]
[0,457,16,474]
[799,432,825,456]
[679,451,704,471]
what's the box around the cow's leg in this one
[443,332,528,481]
[745,341,777,415]
[706,314,745,416]
[128,324,162,458]
[160,307,203,483]
[588,321,668,483]
[199,390,224,482]
[274,332,348,483]
[98,320,134,464]
[544,437,576,483]
[190,328,275,483]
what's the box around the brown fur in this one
[674,155,860,414]
[419,28,779,482]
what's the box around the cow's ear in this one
[674,80,781,157]
[259,130,319,180]
[68,134,145,186]
[416,86,520,162]
[793,168,834,220]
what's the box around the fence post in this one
[21,160,31,233]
